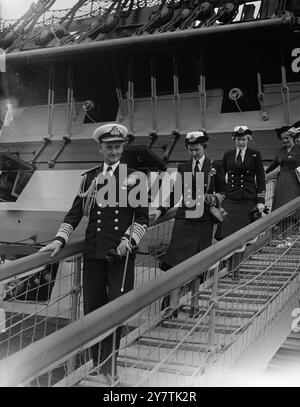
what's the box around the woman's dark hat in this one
[186,130,209,144]
[275,125,295,139]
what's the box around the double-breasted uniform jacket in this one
[54,164,149,259]
[160,156,226,221]
[222,147,265,204]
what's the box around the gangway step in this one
[218,281,280,292]
[137,337,208,353]
[234,272,295,282]
[142,326,232,345]
[118,353,199,376]
[79,365,195,387]
[198,293,269,305]
[200,290,271,301]
[244,259,299,267]
[240,265,297,275]
[180,306,255,319]
[161,320,240,334]
[117,365,197,387]
[260,247,300,254]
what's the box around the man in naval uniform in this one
[40,123,149,385]
[151,130,226,317]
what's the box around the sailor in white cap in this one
[40,123,148,384]
[151,129,226,317]
[215,125,266,279]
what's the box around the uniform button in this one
[231,184,234,187]
[97,228,101,232]
[99,203,102,207]
[115,210,119,214]
[97,211,101,215]
[187,189,191,193]
[97,220,101,223]
[187,201,190,205]
[187,195,191,198]
[114,219,119,222]
[114,226,119,230]
[116,202,119,206]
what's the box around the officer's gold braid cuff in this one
[123,222,147,246]
[55,223,73,246]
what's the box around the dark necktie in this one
[194,160,200,176]
[236,150,242,169]
[103,166,113,199]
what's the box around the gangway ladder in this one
[48,65,75,168]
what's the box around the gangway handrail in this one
[0,173,277,283]
[0,196,299,387]
[0,207,177,283]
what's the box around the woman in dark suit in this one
[215,125,266,279]
[151,130,226,315]
[266,126,300,210]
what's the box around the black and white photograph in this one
[0,0,300,391]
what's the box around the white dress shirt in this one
[192,155,205,174]
[102,161,119,175]
[235,147,247,163]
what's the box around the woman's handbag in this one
[209,195,228,223]
[207,161,227,223]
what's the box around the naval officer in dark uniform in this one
[215,125,266,278]
[151,130,226,315]
[40,123,149,385]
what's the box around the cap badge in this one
[110,126,121,136]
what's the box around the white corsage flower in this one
[209,168,217,177]
[122,174,139,190]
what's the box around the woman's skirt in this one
[163,218,214,267]
[272,170,300,211]
[215,199,255,241]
